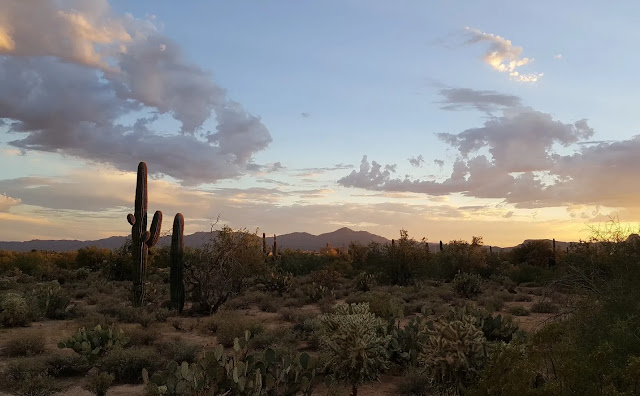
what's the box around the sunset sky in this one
[1,0,639,246]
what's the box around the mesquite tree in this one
[126,162,162,307]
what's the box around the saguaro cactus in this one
[273,234,278,257]
[127,162,162,307]
[170,213,185,313]
[263,233,267,254]
[439,240,444,252]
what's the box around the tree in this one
[185,225,266,314]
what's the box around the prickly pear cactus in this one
[58,324,129,362]
[145,330,317,395]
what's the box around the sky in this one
[0,0,639,246]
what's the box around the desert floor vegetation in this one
[0,221,638,395]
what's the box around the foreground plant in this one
[317,303,390,396]
[127,161,163,307]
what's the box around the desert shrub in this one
[58,324,129,362]
[145,333,317,396]
[302,282,330,303]
[478,295,504,312]
[530,300,559,313]
[3,356,48,382]
[260,270,292,295]
[0,292,31,327]
[43,353,92,377]
[127,327,160,347]
[84,370,115,396]
[396,367,431,396]
[259,298,279,312]
[346,291,405,319]
[310,269,342,289]
[317,303,390,395]
[206,311,264,347]
[137,311,156,328]
[96,297,139,323]
[514,293,533,302]
[510,264,553,285]
[452,272,483,298]
[354,272,377,292]
[418,308,489,391]
[31,281,70,319]
[156,338,200,363]
[185,226,267,314]
[98,346,160,383]
[3,333,46,357]
[11,374,58,396]
[508,306,530,316]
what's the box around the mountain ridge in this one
[0,229,573,253]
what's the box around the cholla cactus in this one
[0,292,30,327]
[419,308,489,390]
[317,303,390,396]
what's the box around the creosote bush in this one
[3,333,46,357]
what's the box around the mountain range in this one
[0,227,390,252]
[0,227,573,253]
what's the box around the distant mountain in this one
[0,227,390,252]
[0,229,576,253]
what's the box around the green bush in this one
[346,291,405,319]
[98,346,160,383]
[3,333,46,357]
[317,303,390,395]
[11,374,58,396]
[156,338,200,363]
[1,292,31,327]
[452,272,483,298]
[31,281,70,320]
[508,306,530,316]
[530,300,558,313]
[206,311,264,347]
[127,327,160,347]
[84,371,115,396]
[396,367,431,396]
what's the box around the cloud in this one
[0,0,271,185]
[434,159,445,168]
[338,104,640,212]
[408,155,425,167]
[294,164,354,177]
[0,194,21,211]
[300,112,311,118]
[464,27,543,82]
[438,88,521,114]
[554,53,563,60]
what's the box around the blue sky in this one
[0,0,639,245]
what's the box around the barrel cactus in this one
[170,213,185,314]
[127,162,162,307]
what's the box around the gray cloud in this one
[0,0,271,185]
[434,159,445,168]
[408,155,425,167]
[439,88,521,114]
[338,105,640,211]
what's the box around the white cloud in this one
[464,27,543,83]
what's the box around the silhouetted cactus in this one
[127,162,162,307]
[439,240,444,252]
[273,234,278,256]
[170,213,185,314]
[262,232,267,254]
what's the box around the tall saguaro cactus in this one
[127,162,163,307]
[262,233,267,254]
[170,213,185,313]
[273,234,278,257]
